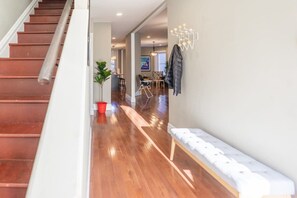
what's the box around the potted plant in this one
[94,61,112,114]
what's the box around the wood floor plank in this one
[90,88,235,198]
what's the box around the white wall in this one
[124,33,141,99]
[92,22,111,103]
[125,35,132,96]
[167,0,297,190]
[0,0,32,41]
[135,33,141,91]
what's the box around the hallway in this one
[90,88,234,198]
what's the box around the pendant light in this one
[150,41,157,56]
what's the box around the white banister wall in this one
[26,9,91,198]
[75,0,88,9]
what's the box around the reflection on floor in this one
[90,87,234,198]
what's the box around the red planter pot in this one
[97,102,107,114]
[97,113,107,124]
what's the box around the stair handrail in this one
[38,0,73,85]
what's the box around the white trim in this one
[131,33,136,103]
[106,103,112,111]
[93,103,97,110]
[120,49,124,74]
[89,33,94,115]
[125,93,132,102]
[86,125,92,198]
[135,89,141,96]
[0,0,40,57]
[167,123,176,133]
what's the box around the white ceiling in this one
[138,9,167,47]
[90,0,167,48]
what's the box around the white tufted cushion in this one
[170,128,295,197]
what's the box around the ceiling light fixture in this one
[146,35,151,39]
[112,37,116,40]
[150,41,157,56]
[116,12,123,16]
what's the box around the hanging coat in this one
[165,44,183,96]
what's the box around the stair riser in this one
[42,0,66,1]
[30,15,61,23]
[0,78,53,96]
[41,0,66,3]
[0,138,39,159]
[0,103,48,124]
[18,33,66,44]
[25,23,69,32]
[0,60,42,76]
[0,60,58,76]
[0,187,27,198]
[10,45,62,58]
[42,1,66,3]
[34,8,63,15]
[38,3,65,8]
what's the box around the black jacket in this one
[165,44,183,96]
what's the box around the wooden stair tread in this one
[9,43,63,46]
[0,76,55,79]
[0,123,42,137]
[0,95,50,101]
[39,2,65,4]
[30,14,61,16]
[35,7,63,9]
[24,22,59,24]
[0,160,33,187]
[18,31,66,34]
[10,43,53,46]
[38,6,65,8]
[0,75,39,78]
[18,31,55,34]
[0,58,45,61]
[0,58,59,62]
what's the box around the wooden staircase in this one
[0,0,69,197]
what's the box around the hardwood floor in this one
[90,87,234,198]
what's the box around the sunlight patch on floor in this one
[109,146,116,158]
[183,169,194,182]
[120,105,194,189]
[121,105,150,127]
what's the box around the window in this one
[157,52,166,75]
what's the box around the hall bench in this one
[169,128,295,198]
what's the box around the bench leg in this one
[170,138,176,161]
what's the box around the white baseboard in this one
[125,93,137,103]
[125,94,131,102]
[0,0,40,57]
[106,103,112,111]
[167,122,176,133]
[135,90,141,96]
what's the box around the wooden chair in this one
[152,71,165,88]
[137,75,153,98]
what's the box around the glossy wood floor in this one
[90,87,235,198]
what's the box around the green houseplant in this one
[94,61,112,113]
